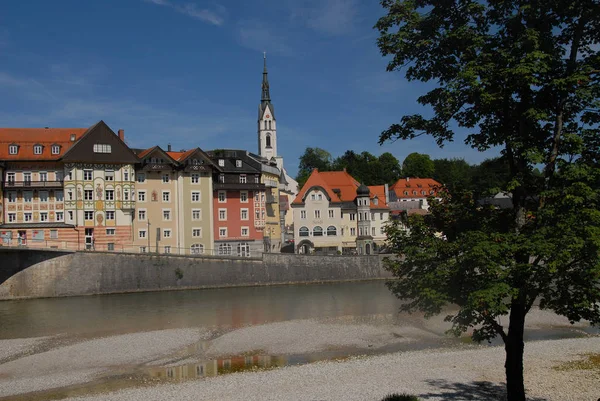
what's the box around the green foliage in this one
[296,147,333,188]
[376,0,600,400]
[432,158,473,193]
[402,152,434,178]
[380,394,420,401]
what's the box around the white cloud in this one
[144,0,226,26]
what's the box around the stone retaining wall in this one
[0,250,393,300]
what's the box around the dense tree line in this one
[296,148,511,198]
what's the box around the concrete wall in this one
[0,250,393,300]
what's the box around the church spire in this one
[261,52,270,101]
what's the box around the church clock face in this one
[265,114,270,119]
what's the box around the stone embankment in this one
[0,250,393,300]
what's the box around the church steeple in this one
[261,52,270,101]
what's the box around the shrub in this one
[380,394,420,401]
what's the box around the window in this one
[68,211,74,221]
[8,145,18,155]
[191,173,199,184]
[239,175,247,184]
[328,209,334,218]
[137,173,146,183]
[381,226,386,234]
[140,246,147,253]
[413,190,418,195]
[380,213,384,220]
[84,190,93,201]
[123,170,129,181]
[56,212,64,221]
[7,191,16,203]
[219,228,227,238]
[164,246,171,254]
[162,191,170,202]
[105,170,114,181]
[218,243,232,255]
[24,213,32,222]
[371,213,375,221]
[317,193,323,200]
[237,242,250,257]
[24,191,33,203]
[327,226,337,236]
[6,172,15,184]
[266,134,272,148]
[192,228,202,238]
[138,210,146,220]
[123,190,129,201]
[350,213,356,221]
[106,228,115,236]
[255,210,260,220]
[162,174,170,183]
[55,190,64,202]
[350,227,356,236]
[8,213,16,222]
[240,191,248,203]
[359,227,363,236]
[219,209,227,221]
[236,160,242,168]
[372,227,376,236]
[311,194,316,201]
[139,230,147,239]
[38,190,48,202]
[85,211,94,220]
[50,230,58,239]
[219,174,225,183]
[191,244,204,255]
[107,243,115,251]
[218,159,224,167]
[404,191,409,195]
[105,190,114,201]
[138,191,146,202]
[254,175,260,183]
[51,145,60,155]
[218,191,226,203]
[163,229,171,238]
[192,191,201,202]
[67,170,73,180]
[300,210,306,219]
[192,209,201,220]
[93,144,112,153]
[106,211,115,220]
[83,170,93,181]
[314,210,321,219]
[241,227,249,237]
[163,209,171,221]
[39,172,47,182]
[24,172,31,183]
[33,145,43,155]
[240,209,248,220]
[313,226,323,236]
[68,190,73,200]
[299,227,309,237]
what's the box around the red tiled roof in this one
[391,178,442,199]
[169,149,196,162]
[368,185,388,208]
[0,127,88,160]
[137,147,157,159]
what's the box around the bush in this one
[380,394,420,401]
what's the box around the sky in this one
[0,0,500,177]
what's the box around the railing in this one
[213,182,265,191]
[4,180,64,188]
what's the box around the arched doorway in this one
[297,239,314,254]
[365,243,371,255]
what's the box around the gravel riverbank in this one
[64,337,600,401]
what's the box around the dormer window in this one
[51,145,60,155]
[218,159,224,167]
[33,145,43,155]
[8,144,18,155]
[93,144,111,153]
[70,134,76,141]
[236,160,242,168]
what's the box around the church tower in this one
[258,54,277,160]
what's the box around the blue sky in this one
[0,0,499,177]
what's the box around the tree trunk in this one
[505,302,526,401]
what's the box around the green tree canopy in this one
[376,1,600,400]
[432,158,473,193]
[296,147,333,188]
[402,152,434,178]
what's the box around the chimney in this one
[118,129,124,141]
[168,144,172,152]
[406,177,410,182]
[384,183,389,205]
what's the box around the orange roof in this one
[0,127,88,160]
[391,177,442,199]
[293,169,390,208]
[137,147,157,159]
[167,149,196,162]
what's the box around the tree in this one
[378,152,403,184]
[333,151,402,185]
[432,158,473,193]
[376,1,600,400]
[469,157,512,198]
[402,152,434,177]
[296,147,333,188]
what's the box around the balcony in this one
[140,163,171,171]
[213,182,265,191]
[3,180,64,189]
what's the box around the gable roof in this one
[293,169,360,205]
[0,127,88,161]
[137,146,178,164]
[390,177,442,199]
